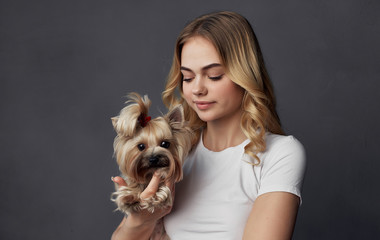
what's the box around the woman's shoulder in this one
[261,132,306,168]
[255,132,307,200]
[264,132,305,155]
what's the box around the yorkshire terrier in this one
[111,93,193,238]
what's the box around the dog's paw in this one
[111,186,140,214]
[155,185,172,206]
[140,185,172,212]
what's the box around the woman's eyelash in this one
[182,74,224,81]
[209,74,224,80]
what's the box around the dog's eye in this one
[137,143,146,151]
[160,141,170,149]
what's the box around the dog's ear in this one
[112,93,151,136]
[111,117,119,129]
[167,104,184,125]
[112,106,143,137]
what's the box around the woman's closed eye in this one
[182,77,193,82]
[208,74,224,80]
[182,74,224,82]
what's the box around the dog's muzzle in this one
[147,154,169,168]
[149,156,159,165]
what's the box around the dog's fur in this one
[111,93,193,239]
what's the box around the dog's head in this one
[112,93,193,184]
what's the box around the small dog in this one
[111,93,193,238]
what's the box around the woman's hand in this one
[111,172,175,240]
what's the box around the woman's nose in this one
[192,77,207,95]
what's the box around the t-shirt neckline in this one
[200,132,250,154]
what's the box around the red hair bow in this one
[138,113,151,127]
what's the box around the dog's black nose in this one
[149,156,159,165]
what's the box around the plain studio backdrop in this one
[1,0,379,239]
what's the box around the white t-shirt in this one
[164,132,306,240]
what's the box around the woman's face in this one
[181,36,244,124]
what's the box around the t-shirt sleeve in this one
[257,136,306,201]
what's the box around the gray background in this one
[1,0,379,239]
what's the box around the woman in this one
[112,11,306,240]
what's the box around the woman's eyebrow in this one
[180,63,222,73]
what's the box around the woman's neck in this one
[203,118,247,152]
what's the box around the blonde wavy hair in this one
[162,11,284,164]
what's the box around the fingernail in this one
[111,176,115,181]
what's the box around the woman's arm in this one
[111,215,154,240]
[111,174,173,240]
[243,192,300,240]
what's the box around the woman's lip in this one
[194,101,215,110]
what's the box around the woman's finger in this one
[140,172,161,200]
[111,176,127,187]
